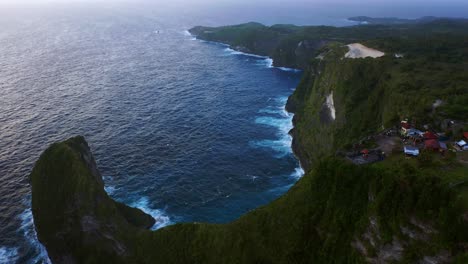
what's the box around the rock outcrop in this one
[31,136,154,263]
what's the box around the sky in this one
[0,0,466,26]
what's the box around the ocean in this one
[0,4,307,263]
[2,1,463,263]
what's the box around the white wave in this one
[255,116,290,129]
[267,183,294,194]
[198,38,304,72]
[252,100,294,157]
[251,137,292,158]
[104,185,118,196]
[276,67,301,72]
[19,207,51,264]
[251,96,305,185]
[255,112,293,134]
[182,30,196,40]
[0,246,19,264]
[130,197,172,230]
[222,48,303,71]
[291,167,305,179]
[223,48,268,59]
[222,48,275,69]
[199,39,230,47]
[258,108,282,115]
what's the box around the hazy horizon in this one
[0,0,467,27]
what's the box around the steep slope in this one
[31,20,468,263]
[288,37,468,168]
[31,137,468,263]
[189,19,468,69]
[31,136,155,263]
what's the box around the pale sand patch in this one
[345,43,385,59]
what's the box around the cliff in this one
[189,19,468,70]
[31,136,155,263]
[31,137,468,263]
[31,20,468,263]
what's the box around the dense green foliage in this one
[288,35,468,168]
[190,19,468,69]
[32,19,468,263]
[32,140,468,263]
[31,137,155,263]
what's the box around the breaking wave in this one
[182,30,196,40]
[130,197,172,230]
[250,97,294,158]
[19,205,51,264]
[0,247,19,264]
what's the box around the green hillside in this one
[32,19,468,263]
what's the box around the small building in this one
[407,129,424,137]
[456,140,468,151]
[361,149,369,158]
[404,146,420,156]
[401,121,411,135]
[425,139,440,151]
[439,142,448,151]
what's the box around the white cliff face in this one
[326,92,336,120]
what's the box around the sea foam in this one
[276,67,301,72]
[19,206,51,264]
[182,30,196,40]
[222,48,274,68]
[291,167,305,179]
[0,247,19,264]
[130,197,172,230]
[195,36,303,72]
[251,97,295,158]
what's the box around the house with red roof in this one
[425,139,440,151]
[423,131,438,140]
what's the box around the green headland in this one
[31,17,468,263]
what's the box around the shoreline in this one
[186,30,302,72]
[186,30,307,175]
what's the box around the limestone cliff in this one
[31,136,154,263]
[31,20,468,263]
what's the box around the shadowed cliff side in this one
[31,136,468,263]
[31,136,155,263]
[30,19,468,264]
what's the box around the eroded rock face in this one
[31,136,155,264]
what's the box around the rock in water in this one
[30,136,155,264]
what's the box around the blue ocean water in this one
[0,6,307,263]
[2,1,466,262]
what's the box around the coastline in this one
[186,29,308,175]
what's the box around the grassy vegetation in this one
[32,20,468,263]
[287,34,468,168]
[190,19,468,69]
[32,141,468,263]
[31,136,154,264]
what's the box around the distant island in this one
[32,17,468,263]
[347,16,443,25]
